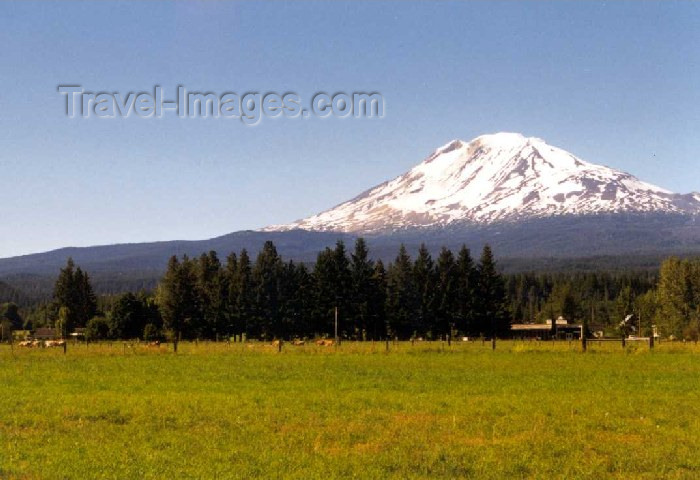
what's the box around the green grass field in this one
[2,340,700,479]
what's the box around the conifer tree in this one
[51,258,97,334]
[0,303,22,330]
[291,262,315,337]
[434,247,457,338]
[196,251,227,339]
[456,246,477,335]
[229,250,253,339]
[332,241,352,337]
[413,244,435,337]
[157,255,200,350]
[312,241,351,337]
[313,247,336,336]
[350,238,375,340]
[279,260,300,339]
[386,245,417,338]
[74,268,97,328]
[224,252,238,338]
[252,241,283,339]
[369,259,387,340]
[475,245,510,337]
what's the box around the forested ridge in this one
[3,239,700,342]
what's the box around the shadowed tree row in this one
[156,239,510,343]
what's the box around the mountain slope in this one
[271,133,700,233]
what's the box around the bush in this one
[86,316,110,340]
[143,323,161,341]
[682,320,700,342]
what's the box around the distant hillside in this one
[0,279,29,306]
[0,230,355,297]
[2,214,700,299]
[0,230,356,277]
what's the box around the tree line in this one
[155,240,510,345]
[10,242,700,343]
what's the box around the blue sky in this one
[0,1,698,257]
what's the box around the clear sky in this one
[0,1,698,258]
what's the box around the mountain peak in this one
[474,131,528,144]
[266,134,700,233]
[435,132,529,156]
[472,131,551,150]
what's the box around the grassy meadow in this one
[1,340,700,479]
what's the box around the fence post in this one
[491,337,496,351]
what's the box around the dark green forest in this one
[3,239,700,342]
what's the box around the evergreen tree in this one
[413,244,435,337]
[312,241,351,337]
[0,302,22,341]
[196,251,227,339]
[252,241,283,339]
[312,247,336,336]
[455,246,477,336]
[228,250,253,339]
[434,247,457,339]
[291,263,315,337]
[350,238,375,340]
[369,259,387,340]
[279,260,300,339]
[51,258,97,334]
[157,255,199,350]
[538,283,581,323]
[73,268,97,328]
[223,252,238,337]
[386,245,417,338]
[0,303,23,330]
[332,241,352,337]
[475,245,510,337]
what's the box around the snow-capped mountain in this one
[269,132,700,233]
[2,132,700,279]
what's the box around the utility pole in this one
[638,309,642,340]
[334,306,338,345]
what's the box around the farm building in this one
[32,328,59,340]
[510,316,583,340]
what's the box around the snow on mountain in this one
[268,132,700,233]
